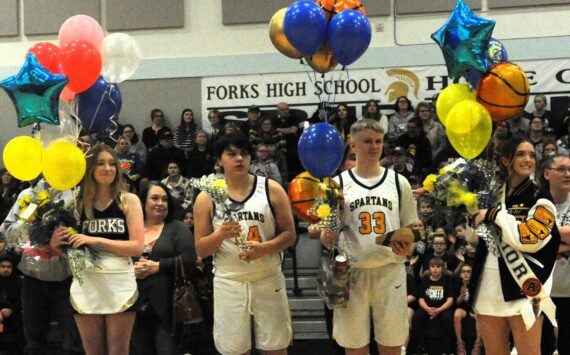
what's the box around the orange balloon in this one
[476,62,530,122]
[288,172,340,223]
[305,44,337,74]
[318,0,367,19]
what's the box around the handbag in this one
[172,256,203,334]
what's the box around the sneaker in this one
[471,339,483,355]
[456,340,466,355]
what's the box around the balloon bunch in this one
[269,0,372,73]
[0,15,142,190]
[1,15,140,135]
[432,0,530,160]
[3,136,85,191]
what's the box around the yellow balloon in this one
[446,101,492,160]
[42,140,86,191]
[269,8,303,59]
[436,83,476,127]
[3,136,43,181]
[305,44,337,74]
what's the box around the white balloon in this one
[102,33,141,83]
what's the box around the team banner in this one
[201,59,570,129]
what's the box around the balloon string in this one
[106,84,119,143]
[66,99,91,154]
[87,84,110,133]
[301,58,323,103]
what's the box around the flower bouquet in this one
[18,184,99,284]
[190,175,249,253]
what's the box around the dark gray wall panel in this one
[222,0,390,25]
[222,0,291,25]
[106,0,184,31]
[0,0,19,37]
[488,0,570,8]
[24,0,100,35]
[365,1,391,16]
[396,0,481,15]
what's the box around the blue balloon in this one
[0,53,68,128]
[298,123,344,178]
[77,76,122,133]
[463,70,482,89]
[487,37,508,67]
[463,38,508,88]
[284,1,327,56]
[431,0,496,79]
[327,10,372,66]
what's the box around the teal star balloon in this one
[431,0,495,79]
[0,53,68,127]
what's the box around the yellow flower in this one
[18,195,31,208]
[423,174,437,193]
[462,193,479,215]
[316,204,331,219]
[212,179,227,190]
[36,191,51,207]
[319,183,329,191]
[67,227,78,235]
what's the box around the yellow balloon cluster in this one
[436,83,476,127]
[3,136,86,190]
[445,101,492,160]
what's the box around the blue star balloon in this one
[0,53,68,127]
[431,0,495,79]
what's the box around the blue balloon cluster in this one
[283,0,371,66]
[77,76,122,133]
[298,123,344,178]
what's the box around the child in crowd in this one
[454,263,483,355]
[409,257,454,355]
[421,233,457,276]
[249,141,282,185]
[418,197,435,235]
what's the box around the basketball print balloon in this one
[318,0,367,19]
[288,172,340,223]
[476,62,530,122]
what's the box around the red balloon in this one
[28,42,61,74]
[59,40,102,94]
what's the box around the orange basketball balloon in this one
[318,0,367,19]
[476,62,530,122]
[288,171,340,223]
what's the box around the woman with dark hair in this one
[116,136,144,182]
[415,101,445,159]
[52,144,145,355]
[330,103,356,141]
[389,96,415,137]
[0,169,20,224]
[142,109,172,150]
[472,137,560,354]
[187,131,215,178]
[121,124,148,163]
[173,108,199,154]
[131,181,196,355]
[361,99,389,134]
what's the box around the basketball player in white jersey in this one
[194,134,296,355]
[312,119,418,355]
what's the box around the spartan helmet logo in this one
[386,69,420,103]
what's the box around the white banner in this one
[201,59,570,130]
